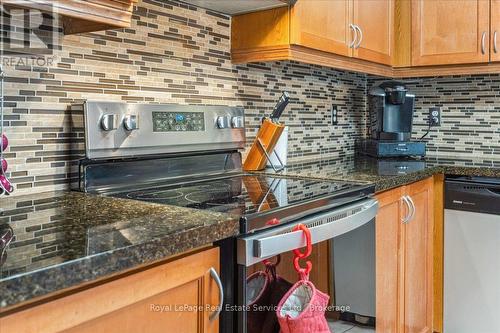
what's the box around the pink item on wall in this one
[0,133,7,151]
[1,158,7,174]
[0,174,13,193]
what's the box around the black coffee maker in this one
[360,81,426,157]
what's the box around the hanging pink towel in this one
[276,272,330,333]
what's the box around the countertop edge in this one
[0,216,238,311]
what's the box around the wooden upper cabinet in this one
[232,0,500,76]
[231,6,290,51]
[403,179,434,333]
[411,0,490,66]
[492,0,500,62]
[3,0,138,34]
[290,0,352,57]
[353,0,394,65]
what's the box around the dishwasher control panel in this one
[445,176,500,215]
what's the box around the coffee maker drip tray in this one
[359,139,426,158]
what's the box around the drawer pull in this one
[481,31,487,55]
[494,31,498,54]
[209,267,224,321]
[349,24,357,48]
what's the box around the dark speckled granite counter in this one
[270,155,500,193]
[2,154,499,311]
[0,191,238,310]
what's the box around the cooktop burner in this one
[110,174,374,232]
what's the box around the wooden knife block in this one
[243,118,285,171]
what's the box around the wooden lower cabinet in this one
[403,179,434,333]
[376,186,404,333]
[375,178,434,333]
[0,247,221,333]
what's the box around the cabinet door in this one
[492,0,500,62]
[375,187,404,333]
[1,248,221,333]
[290,0,353,57]
[353,0,394,65]
[412,0,490,65]
[403,179,434,333]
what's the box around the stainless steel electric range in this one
[74,101,379,333]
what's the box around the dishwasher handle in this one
[237,198,378,267]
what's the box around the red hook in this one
[263,218,282,267]
[266,218,280,226]
[293,256,312,276]
[292,224,312,276]
[292,224,312,258]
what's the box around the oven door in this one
[236,198,378,333]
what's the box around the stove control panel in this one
[153,111,205,132]
[80,101,245,159]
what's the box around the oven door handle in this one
[237,198,378,266]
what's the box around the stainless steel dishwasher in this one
[444,176,500,333]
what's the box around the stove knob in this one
[123,114,139,131]
[100,114,117,131]
[231,116,244,128]
[216,116,230,129]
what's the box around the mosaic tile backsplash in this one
[2,0,367,196]
[1,0,499,197]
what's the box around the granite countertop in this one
[1,154,499,312]
[0,191,239,310]
[272,154,500,192]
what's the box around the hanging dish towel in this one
[276,224,330,333]
[246,257,292,333]
[276,272,330,333]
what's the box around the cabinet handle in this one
[401,196,411,223]
[481,31,486,55]
[494,31,498,54]
[349,24,357,48]
[354,25,363,49]
[209,267,224,321]
[406,195,416,222]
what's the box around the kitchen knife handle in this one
[271,91,290,121]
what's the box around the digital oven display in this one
[152,111,205,132]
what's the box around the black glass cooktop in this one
[110,174,374,232]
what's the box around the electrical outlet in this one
[429,107,441,127]
[332,105,338,125]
